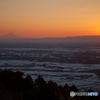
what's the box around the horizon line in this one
[22,35,100,39]
[0,33,100,39]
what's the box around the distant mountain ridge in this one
[0,33,100,44]
[0,33,23,39]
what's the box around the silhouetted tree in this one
[0,69,99,100]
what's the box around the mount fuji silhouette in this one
[0,33,23,39]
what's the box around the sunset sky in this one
[0,0,100,38]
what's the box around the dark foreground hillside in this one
[0,69,99,100]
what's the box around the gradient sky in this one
[0,0,100,38]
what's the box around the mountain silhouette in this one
[0,33,23,39]
[0,33,100,44]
